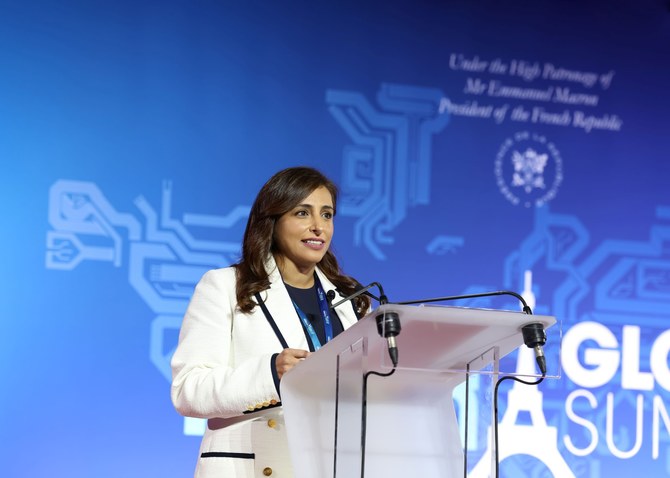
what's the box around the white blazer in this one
[171,256,360,478]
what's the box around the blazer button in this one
[263,467,273,476]
[267,419,277,428]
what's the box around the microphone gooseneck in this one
[395,289,547,374]
[329,281,386,309]
[396,289,532,314]
[374,281,389,305]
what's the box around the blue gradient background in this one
[1,1,669,476]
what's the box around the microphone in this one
[376,311,400,367]
[522,322,547,375]
[328,282,399,366]
[326,289,337,307]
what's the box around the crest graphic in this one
[511,148,548,193]
[495,131,563,207]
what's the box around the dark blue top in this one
[285,282,344,351]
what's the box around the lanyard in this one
[291,277,333,351]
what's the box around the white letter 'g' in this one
[563,321,619,388]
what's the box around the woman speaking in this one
[171,166,370,477]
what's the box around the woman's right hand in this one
[275,348,311,379]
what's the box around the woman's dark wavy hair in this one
[235,166,370,316]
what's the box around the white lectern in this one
[281,303,556,478]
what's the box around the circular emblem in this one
[494,131,563,207]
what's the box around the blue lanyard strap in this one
[291,277,333,351]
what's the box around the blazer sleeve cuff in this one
[270,353,281,398]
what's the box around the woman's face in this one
[273,186,334,274]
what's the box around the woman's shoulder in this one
[198,265,238,287]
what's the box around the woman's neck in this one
[275,256,315,288]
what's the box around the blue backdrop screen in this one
[2,1,669,476]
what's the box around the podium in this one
[281,303,556,478]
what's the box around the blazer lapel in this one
[260,256,362,348]
[262,257,310,349]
